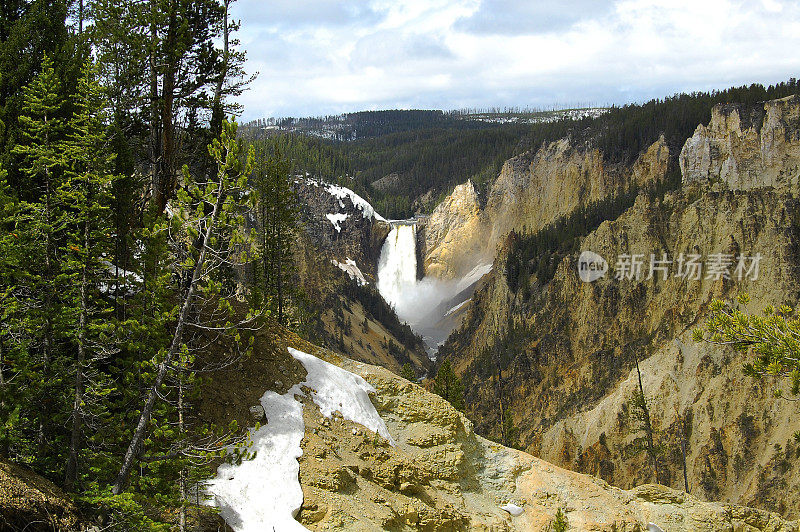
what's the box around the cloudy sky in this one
[231,0,800,120]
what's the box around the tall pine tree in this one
[60,59,117,489]
[11,55,70,474]
[251,144,298,324]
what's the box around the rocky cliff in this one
[300,351,797,531]
[422,180,486,280]
[423,136,669,280]
[294,178,391,280]
[680,95,800,191]
[202,326,798,531]
[438,96,800,519]
[291,179,430,376]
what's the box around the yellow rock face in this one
[423,136,669,280]
[295,350,797,531]
[427,96,800,521]
[423,180,486,280]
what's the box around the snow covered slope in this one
[207,348,393,531]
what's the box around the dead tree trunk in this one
[634,353,660,483]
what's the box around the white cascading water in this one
[376,223,418,322]
[377,221,494,358]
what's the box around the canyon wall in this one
[423,136,669,280]
[438,96,800,518]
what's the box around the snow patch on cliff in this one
[325,183,386,222]
[444,298,471,318]
[326,212,349,232]
[208,348,393,531]
[333,258,368,286]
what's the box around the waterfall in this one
[376,223,418,322]
[377,221,493,359]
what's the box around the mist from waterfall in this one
[377,222,492,357]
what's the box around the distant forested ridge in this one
[242,80,800,220]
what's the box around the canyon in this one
[226,95,800,530]
[430,95,800,518]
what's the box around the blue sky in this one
[231,0,800,120]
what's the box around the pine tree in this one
[252,144,298,324]
[501,410,520,450]
[0,0,71,193]
[10,55,70,474]
[112,118,260,495]
[0,161,23,458]
[627,353,664,484]
[400,362,415,381]
[552,508,568,532]
[89,0,250,212]
[60,59,117,489]
[209,0,253,139]
[433,361,465,411]
[695,294,800,445]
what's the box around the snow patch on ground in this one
[326,212,349,232]
[208,348,394,531]
[208,390,306,531]
[99,261,143,295]
[333,258,368,286]
[500,502,524,516]
[101,260,143,284]
[289,348,394,444]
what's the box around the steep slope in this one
[438,96,800,517]
[0,459,85,531]
[292,178,431,376]
[201,327,797,531]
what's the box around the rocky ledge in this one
[293,349,797,531]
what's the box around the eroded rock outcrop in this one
[290,349,797,531]
[680,95,800,191]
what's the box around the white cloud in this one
[231,0,800,119]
